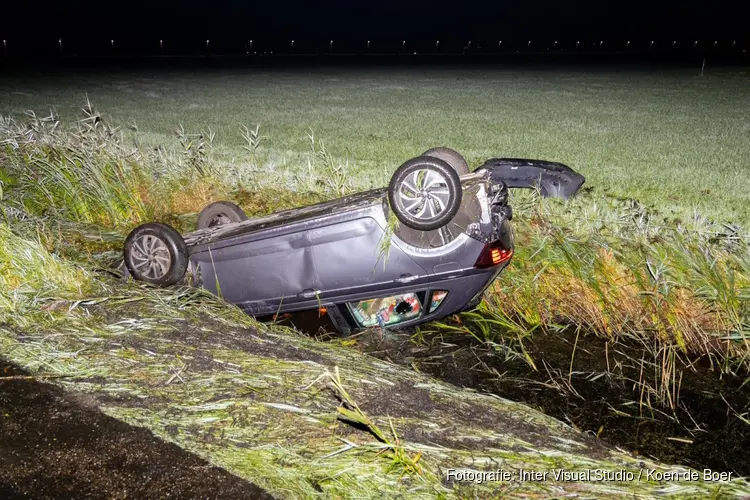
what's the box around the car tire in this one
[388,156,462,231]
[197,201,248,230]
[421,147,470,176]
[124,222,189,286]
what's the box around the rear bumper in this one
[478,158,585,199]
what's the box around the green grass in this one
[1,221,748,498]
[1,67,749,496]
[2,67,749,224]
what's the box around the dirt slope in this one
[0,362,272,500]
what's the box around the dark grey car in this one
[122,149,583,333]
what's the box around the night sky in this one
[1,1,748,57]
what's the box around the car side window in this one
[347,292,422,328]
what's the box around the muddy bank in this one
[352,327,750,477]
[0,362,272,500]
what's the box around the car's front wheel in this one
[124,222,188,286]
[388,157,462,231]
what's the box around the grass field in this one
[2,64,749,372]
[1,65,749,495]
[2,65,750,224]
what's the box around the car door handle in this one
[395,274,419,284]
[298,289,321,299]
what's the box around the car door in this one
[310,216,429,298]
[190,229,321,313]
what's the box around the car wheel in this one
[388,156,462,231]
[421,147,470,176]
[124,223,188,286]
[197,201,248,230]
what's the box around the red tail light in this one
[474,242,513,269]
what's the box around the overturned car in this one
[123,148,583,333]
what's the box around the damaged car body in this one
[480,157,586,199]
[122,149,584,334]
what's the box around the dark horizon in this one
[2,1,749,61]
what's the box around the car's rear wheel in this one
[197,201,248,230]
[388,157,462,231]
[421,147,470,176]
[124,222,188,286]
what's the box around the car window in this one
[429,290,448,313]
[347,292,422,328]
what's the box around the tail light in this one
[474,242,513,269]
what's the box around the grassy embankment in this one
[0,110,749,496]
[0,69,748,495]
[1,68,748,395]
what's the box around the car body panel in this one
[479,158,585,199]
